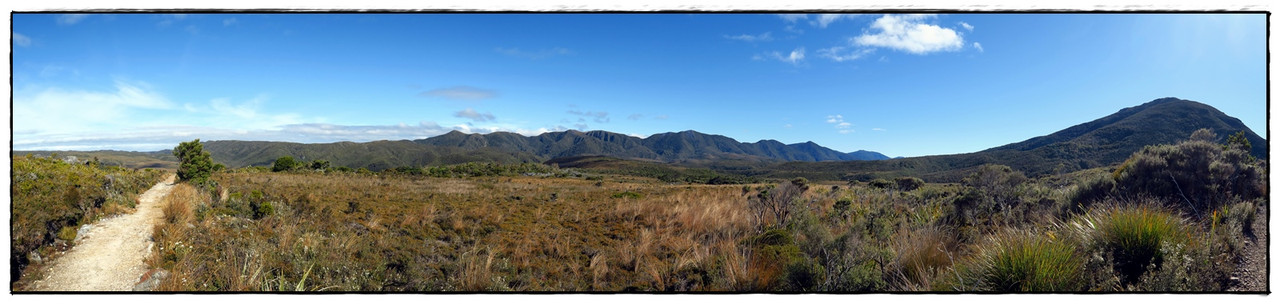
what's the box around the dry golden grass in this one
[135,161,1261,292]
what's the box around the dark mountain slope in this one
[763,97,1266,182]
[192,140,542,171]
[420,129,887,162]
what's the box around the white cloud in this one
[759,47,805,65]
[724,32,773,42]
[959,21,974,31]
[872,128,886,131]
[420,86,498,100]
[495,47,573,59]
[14,81,173,133]
[56,14,87,25]
[778,14,808,23]
[825,114,843,123]
[778,14,858,28]
[567,110,610,123]
[813,14,859,28]
[818,47,874,62]
[13,32,31,47]
[853,14,965,55]
[454,108,496,122]
[973,42,984,52]
[825,114,854,133]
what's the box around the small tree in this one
[173,139,215,185]
[273,156,300,172]
[309,159,331,171]
[750,177,810,229]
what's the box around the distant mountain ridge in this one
[414,129,891,162]
[143,129,888,171]
[18,97,1259,185]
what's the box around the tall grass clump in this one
[888,226,956,290]
[944,230,1083,292]
[1090,204,1189,286]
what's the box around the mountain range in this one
[17,97,1265,183]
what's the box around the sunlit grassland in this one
[143,130,1265,292]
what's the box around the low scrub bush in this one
[1111,129,1266,218]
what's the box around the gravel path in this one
[1228,204,1269,292]
[27,174,176,291]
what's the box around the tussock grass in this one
[946,230,1084,292]
[1090,204,1189,285]
[889,226,956,290]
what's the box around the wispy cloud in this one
[872,128,886,131]
[419,86,497,100]
[495,47,573,59]
[568,110,610,123]
[777,14,859,28]
[10,80,584,151]
[826,114,854,134]
[454,108,496,122]
[56,14,88,25]
[755,47,806,65]
[778,14,808,23]
[724,32,773,42]
[972,42,984,52]
[13,32,31,47]
[853,14,965,55]
[157,14,187,27]
[14,80,173,139]
[959,21,974,31]
[818,47,874,62]
[813,14,859,28]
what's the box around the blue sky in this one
[10,13,1267,157]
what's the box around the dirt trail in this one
[1228,204,1269,292]
[28,174,177,291]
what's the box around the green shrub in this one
[868,178,894,189]
[894,177,925,192]
[57,226,78,242]
[1063,173,1115,215]
[273,156,301,172]
[611,191,643,199]
[174,139,216,185]
[1111,129,1266,217]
